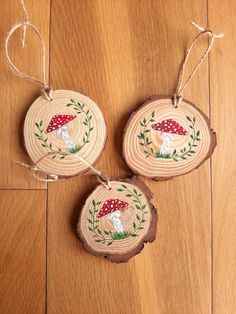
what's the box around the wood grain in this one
[123,97,216,179]
[24,90,107,177]
[77,177,157,262]
[209,2,236,313]
[0,190,46,314]
[0,0,49,189]
[48,1,211,313]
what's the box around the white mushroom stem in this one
[108,210,124,234]
[56,125,75,149]
[160,132,172,155]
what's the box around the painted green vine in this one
[34,121,67,159]
[137,112,200,161]
[34,99,93,159]
[66,99,94,152]
[87,184,148,246]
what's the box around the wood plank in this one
[208,2,236,313]
[0,190,46,314]
[0,0,50,189]
[48,1,211,313]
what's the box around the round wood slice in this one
[77,177,157,263]
[123,97,216,180]
[24,90,107,177]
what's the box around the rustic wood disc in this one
[24,90,107,177]
[123,97,216,180]
[77,177,157,263]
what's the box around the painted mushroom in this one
[45,114,76,149]
[152,119,187,155]
[97,199,129,234]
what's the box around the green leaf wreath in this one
[87,185,148,246]
[137,112,200,161]
[34,99,94,159]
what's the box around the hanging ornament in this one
[123,22,223,180]
[77,177,157,263]
[6,1,158,262]
[5,22,106,177]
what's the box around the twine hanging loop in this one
[173,21,224,107]
[5,21,52,100]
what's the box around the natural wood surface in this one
[209,2,236,313]
[123,97,216,180]
[0,0,235,314]
[0,0,49,189]
[77,177,157,262]
[0,190,46,314]
[24,90,106,177]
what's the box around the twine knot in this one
[96,172,111,190]
[42,87,53,101]
[173,94,183,108]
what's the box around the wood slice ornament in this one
[77,178,157,263]
[123,22,223,180]
[123,97,216,180]
[24,90,106,177]
[5,22,106,178]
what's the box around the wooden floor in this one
[0,1,235,313]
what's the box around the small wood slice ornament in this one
[123,97,216,180]
[24,90,107,177]
[77,178,157,263]
[123,23,223,181]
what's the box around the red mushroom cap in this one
[152,119,187,135]
[45,114,76,134]
[97,199,129,218]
